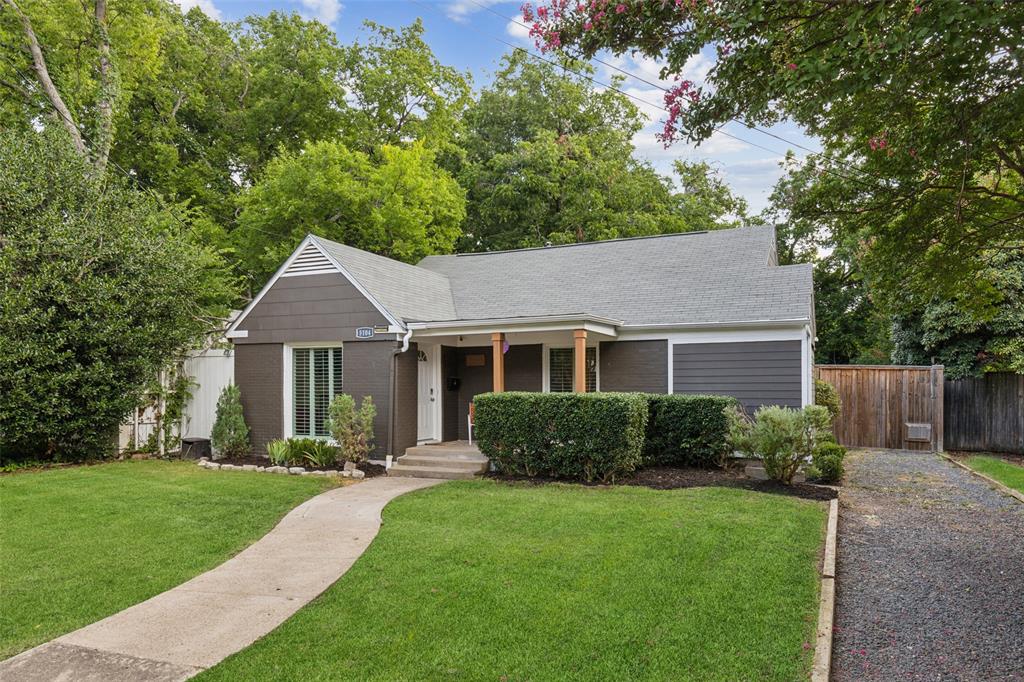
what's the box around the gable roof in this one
[311,236,457,323]
[416,227,813,327]
[232,226,813,336]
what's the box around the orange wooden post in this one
[573,329,587,392]
[491,332,505,392]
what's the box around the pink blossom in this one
[615,3,627,13]
[584,20,593,30]
[787,62,797,70]
[914,5,922,14]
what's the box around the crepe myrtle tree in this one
[526,0,1024,314]
[0,127,234,461]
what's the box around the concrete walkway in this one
[832,449,1024,681]
[0,476,442,681]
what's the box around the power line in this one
[440,0,1022,231]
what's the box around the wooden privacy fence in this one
[944,372,1024,454]
[815,365,944,451]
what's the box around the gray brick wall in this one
[600,340,668,393]
[234,343,283,457]
[392,343,418,455]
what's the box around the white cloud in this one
[506,18,531,43]
[445,0,503,23]
[174,0,221,20]
[297,0,342,25]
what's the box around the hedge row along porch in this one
[225,226,815,457]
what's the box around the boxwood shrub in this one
[473,392,648,483]
[643,394,738,467]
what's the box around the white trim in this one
[621,318,810,332]
[227,235,405,338]
[226,329,248,339]
[541,343,600,392]
[280,241,336,277]
[667,338,674,394]
[801,328,810,407]
[408,314,620,338]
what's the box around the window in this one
[549,347,597,392]
[292,347,343,437]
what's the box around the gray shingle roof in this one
[312,236,456,322]
[313,226,813,327]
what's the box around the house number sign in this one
[355,327,375,339]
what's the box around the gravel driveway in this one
[833,449,1024,681]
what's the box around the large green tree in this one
[235,139,465,284]
[456,53,744,251]
[529,0,1024,312]
[341,19,472,153]
[0,128,234,460]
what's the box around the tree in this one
[529,0,1024,312]
[890,251,1024,378]
[456,53,742,251]
[341,20,472,153]
[235,139,465,284]
[0,128,234,461]
[210,385,250,459]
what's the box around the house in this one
[225,225,815,458]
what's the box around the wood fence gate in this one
[815,365,944,451]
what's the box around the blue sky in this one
[179,0,821,213]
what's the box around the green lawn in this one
[0,460,338,659]
[966,455,1024,493]
[201,481,826,682]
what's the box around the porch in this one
[407,315,619,445]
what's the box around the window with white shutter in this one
[292,346,343,437]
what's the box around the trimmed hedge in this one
[473,392,648,483]
[643,394,738,467]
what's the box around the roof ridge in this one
[421,225,772,259]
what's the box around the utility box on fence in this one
[181,438,211,460]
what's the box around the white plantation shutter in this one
[292,346,343,437]
[549,347,597,392]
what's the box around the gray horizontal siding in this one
[236,273,389,344]
[673,340,802,413]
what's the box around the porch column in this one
[491,332,505,392]
[573,329,587,393]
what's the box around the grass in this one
[0,460,339,659]
[201,481,827,682]
[965,455,1024,493]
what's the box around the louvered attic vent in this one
[282,242,336,277]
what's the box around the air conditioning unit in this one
[906,423,932,442]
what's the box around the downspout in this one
[388,327,412,461]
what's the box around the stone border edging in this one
[195,458,366,480]
[939,453,1024,504]
[811,497,839,682]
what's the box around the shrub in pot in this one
[726,404,832,485]
[210,385,250,460]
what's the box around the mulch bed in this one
[486,465,837,501]
[211,455,385,478]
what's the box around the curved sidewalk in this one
[0,476,442,681]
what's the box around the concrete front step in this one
[396,454,488,470]
[387,464,480,480]
[403,445,483,460]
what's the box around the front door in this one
[417,344,440,442]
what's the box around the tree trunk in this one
[93,0,115,174]
[3,0,87,157]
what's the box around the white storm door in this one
[417,344,440,441]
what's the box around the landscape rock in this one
[341,470,352,478]
[343,461,357,472]
[351,469,366,480]
[288,467,305,475]
[242,464,258,471]
[267,466,288,474]
[256,467,265,472]
[322,470,339,477]
[206,462,221,470]
[221,464,238,471]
